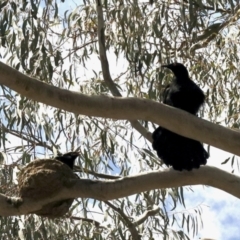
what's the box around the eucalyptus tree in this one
[0,0,239,239]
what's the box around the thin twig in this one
[75,166,121,179]
[69,216,107,229]
[1,124,53,151]
[133,206,160,226]
[104,201,141,240]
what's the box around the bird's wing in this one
[162,84,171,104]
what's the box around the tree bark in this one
[0,62,239,155]
[2,166,240,216]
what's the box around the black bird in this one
[55,152,80,169]
[161,63,205,114]
[152,63,209,171]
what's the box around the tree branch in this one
[2,166,240,216]
[1,124,53,152]
[182,0,231,13]
[190,4,240,53]
[75,166,121,179]
[105,201,141,240]
[96,1,121,97]
[69,216,106,229]
[96,1,152,142]
[0,61,240,155]
[133,206,160,226]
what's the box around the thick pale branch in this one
[0,61,240,155]
[1,166,240,216]
[67,166,240,200]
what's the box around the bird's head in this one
[162,62,189,77]
[55,151,80,169]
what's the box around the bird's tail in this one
[152,127,209,171]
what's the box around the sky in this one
[191,147,240,240]
[164,145,240,240]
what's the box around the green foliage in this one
[0,0,239,239]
